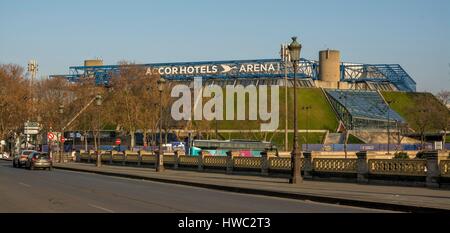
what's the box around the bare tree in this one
[430,95,450,149]
[406,96,435,149]
[436,90,450,107]
[0,64,29,142]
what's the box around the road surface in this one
[0,160,388,213]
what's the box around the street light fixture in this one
[288,36,303,184]
[339,93,348,158]
[302,105,312,152]
[95,94,102,167]
[156,77,166,172]
[58,104,64,163]
[386,100,395,155]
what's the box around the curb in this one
[53,164,450,213]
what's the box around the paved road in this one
[0,160,388,213]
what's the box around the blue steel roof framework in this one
[50,58,416,92]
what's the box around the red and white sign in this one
[60,136,65,143]
[47,132,55,140]
[115,138,121,145]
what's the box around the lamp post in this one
[95,94,102,167]
[58,104,64,163]
[36,115,42,151]
[339,93,348,158]
[386,100,394,155]
[288,36,302,184]
[302,105,312,152]
[156,77,166,172]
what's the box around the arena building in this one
[51,46,417,132]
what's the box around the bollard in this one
[302,151,313,179]
[424,150,440,188]
[356,151,369,183]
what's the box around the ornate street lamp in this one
[339,93,348,158]
[288,36,303,184]
[386,100,395,155]
[156,77,166,172]
[58,104,64,163]
[95,94,102,167]
[302,105,312,152]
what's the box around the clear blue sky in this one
[1,0,449,93]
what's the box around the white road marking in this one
[88,203,114,213]
[18,182,31,188]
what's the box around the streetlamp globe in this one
[95,94,103,106]
[157,77,166,92]
[288,37,302,62]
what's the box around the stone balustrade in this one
[440,160,450,177]
[368,159,427,176]
[314,158,358,173]
[75,149,450,188]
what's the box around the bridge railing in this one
[75,150,450,188]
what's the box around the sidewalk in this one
[51,162,450,212]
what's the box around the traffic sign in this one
[47,132,55,140]
[115,138,121,145]
[60,136,65,143]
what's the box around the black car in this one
[25,152,53,170]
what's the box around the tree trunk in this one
[143,131,147,148]
[84,130,88,152]
[130,130,136,150]
[443,129,447,151]
[164,129,168,144]
[93,132,98,151]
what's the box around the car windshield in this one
[22,151,34,155]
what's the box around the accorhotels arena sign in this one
[145,62,281,76]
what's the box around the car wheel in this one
[13,161,16,168]
[18,163,21,168]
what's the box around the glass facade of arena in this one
[326,89,405,130]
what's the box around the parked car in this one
[13,150,36,168]
[25,152,52,171]
[1,152,9,159]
